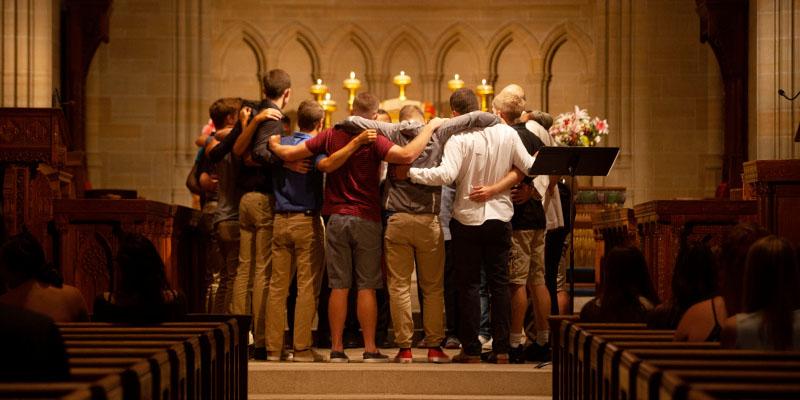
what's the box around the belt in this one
[276,210,319,217]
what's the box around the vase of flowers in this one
[549,105,609,147]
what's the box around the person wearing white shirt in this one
[398,92,535,363]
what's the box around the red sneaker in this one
[427,346,451,363]
[394,348,413,363]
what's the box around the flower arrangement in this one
[549,106,609,147]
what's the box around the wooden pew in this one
[185,314,251,400]
[549,315,579,400]
[561,323,647,400]
[579,331,674,400]
[660,369,800,400]
[66,347,172,400]
[623,349,800,400]
[69,358,154,400]
[685,383,800,400]
[62,334,202,400]
[601,342,720,400]
[59,325,226,400]
[0,374,123,400]
[65,341,186,400]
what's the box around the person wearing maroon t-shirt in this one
[269,92,446,363]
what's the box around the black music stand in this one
[529,146,620,314]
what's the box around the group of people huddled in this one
[188,68,574,364]
[579,225,800,350]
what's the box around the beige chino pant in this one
[266,213,324,352]
[384,212,445,348]
[232,191,274,349]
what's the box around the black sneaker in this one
[525,342,551,362]
[329,351,350,363]
[252,347,267,361]
[509,346,525,364]
[480,351,509,364]
[362,351,390,363]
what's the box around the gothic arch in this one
[378,26,430,75]
[431,24,485,110]
[322,25,377,77]
[539,21,594,111]
[214,21,269,92]
[268,22,323,83]
[486,23,541,86]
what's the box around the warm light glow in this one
[481,79,487,85]
[400,70,405,76]
[350,71,355,79]
[325,92,331,100]
[317,79,322,85]
[454,74,460,80]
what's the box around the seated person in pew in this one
[0,303,70,382]
[722,235,800,350]
[649,239,716,329]
[676,223,768,342]
[93,233,187,323]
[0,232,89,322]
[579,245,659,323]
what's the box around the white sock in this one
[510,333,523,348]
[536,330,549,346]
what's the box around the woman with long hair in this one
[0,231,88,322]
[93,233,186,322]
[580,245,660,322]
[722,235,800,350]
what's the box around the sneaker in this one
[252,347,267,361]
[479,336,493,352]
[525,342,551,362]
[393,348,413,363]
[362,351,390,363]
[267,349,292,362]
[427,347,451,364]
[442,336,461,349]
[293,349,323,362]
[328,351,350,363]
[451,350,481,364]
[480,351,509,364]
[509,346,525,364]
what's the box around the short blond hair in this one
[492,92,526,123]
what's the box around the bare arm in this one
[317,129,377,173]
[268,134,315,162]
[232,107,282,157]
[384,117,447,164]
[468,167,526,202]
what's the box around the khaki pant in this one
[384,213,445,348]
[509,229,546,285]
[266,213,324,352]
[214,219,240,314]
[232,191,274,349]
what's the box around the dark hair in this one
[742,235,800,350]
[671,240,717,312]
[353,92,379,118]
[530,110,554,130]
[398,104,424,122]
[262,69,291,100]
[208,97,242,128]
[597,245,660,319]
[720,223,769,315]
[114,233,170,307]
[449,88,479,115]
[297,100,324,132]
[0,232,62,288]
[377,109,391,122]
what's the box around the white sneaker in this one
[479,336,493,352]
[293,349,323,362]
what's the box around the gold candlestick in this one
[342,71,361,111]
[320,92,337,128]
[476,79,494,112]
[393,70,412,101]
[310,78,328,102]
[447,73,465,92]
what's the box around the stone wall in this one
[749,0,800,161]
[81,0,728,207]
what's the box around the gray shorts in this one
[325,214,383,290]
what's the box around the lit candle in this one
[317,79,322,85]
[454,74,460,80]
[350,71,355,79]
[481,79,487,85]
[325,92,331,101]
[448,73,465,92]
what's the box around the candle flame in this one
[400,70,405,76]
[481,79,487,85]
[454,74,460,80]
[317,79,322,85]
[325,92,331,100]
[350,71,355,79]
